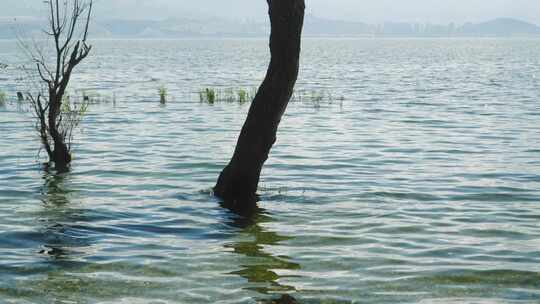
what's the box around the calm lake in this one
[1,38,540,303]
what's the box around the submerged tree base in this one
[50,161,71,174]
[214,161,261,205]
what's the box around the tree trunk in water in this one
[214,0,305,204]
[51,138,71,172]
[48,93,71,172]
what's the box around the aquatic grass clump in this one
[62,94,89,118]
[224,88,236,103]
[199,87,256,104]
[310,90,325,103]
[237,88,253,104]
[158,86,168,104]
[199,88,216,104]
[0,90,6,107]
[237,87,257,104]
[291,89,345,108]
[196,87,342,108]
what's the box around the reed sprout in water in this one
[291,89,345,108]
[199,87,256,104]
[237,88,250,104]
[0,90,6,107]
[197,87,342,108]
[159,86,168,104]
[199,88,216,104]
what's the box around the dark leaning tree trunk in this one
[214,0,305,205]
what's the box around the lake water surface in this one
[1,38,540,303]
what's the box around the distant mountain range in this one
[1,16,540,39]
[303,16,540,37]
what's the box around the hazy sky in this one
[2,0,540,24]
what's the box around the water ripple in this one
[1,38,540,303]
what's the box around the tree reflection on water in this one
[221,201,301,304]
[37,171,90,260]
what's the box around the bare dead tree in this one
[22,0,93,172]
[214,0,305,206]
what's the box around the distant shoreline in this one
[1,36,540,41]
[2,16,540,40]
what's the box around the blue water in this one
[0,38,540,303]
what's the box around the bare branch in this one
[83,0,92,42]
